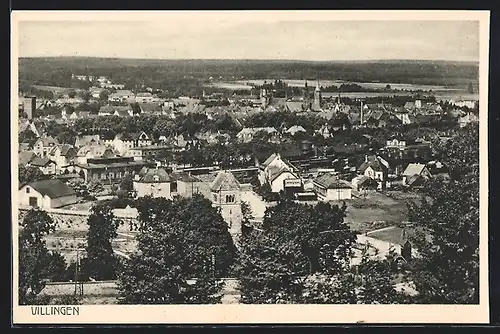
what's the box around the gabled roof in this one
[402,163,428,177]
[137,168,171,183]
[356,175,379,188]
[314,173,352,189]
[268,167,298,183]
[286,125,307,134]
[50,144,75,157]
[36,136,58,147]
[19,151,36,165]
[21,179,76,199]
[140,103,162,112]
[75,135,100,147]
[114,110,131,117]
[210,171,240,191]
[358,155,389,173]
[29,157,56,167]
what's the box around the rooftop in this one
[313,173,352,189]
[21,179,76,199]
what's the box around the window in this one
[29,197,38,207]
[225,194,235,203]
[26,187,30,194]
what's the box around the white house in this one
[285,125,307,136]
[133,167,172,199]
[236,127,279,143]
[402,163,431,186]
[33,136,59,158]
[357,155,390,190]
[108,90,135,103]
[48,144,77,171]
[386,137,406,149]
[28,157,57,175]
[313,173,352,201]
[258,153,301,193]
[19,179,77,209]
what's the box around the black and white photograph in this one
[11,10,490,324]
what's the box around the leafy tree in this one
[19,129,38,147]
[45,251,68,282]
[83,203,120,280]
[407,123,479,304]
[99,90,109,102]
[117,195,236,304]
[120,175,134,193]
[68,90,77,98]
[18,209,57,305]
[19,165,49,185]
[238,198,357,303]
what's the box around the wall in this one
[134,181,172,199]
[18,186,48,208]
[270,171,297,193]
[326,188,352,201]
[212,189,243,238]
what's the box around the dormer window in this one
[153,175,160,182]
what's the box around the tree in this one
[407,123,479,304]
[99,90,109,102]
[19,165,49,185]
[19,129,38,147]
[68,90,77,98]
[18,209,57,305]
[117,195,236,304]
[44,252,68,282]
[83,203,120,281]
[238,198,357,303]
[120,175,134,193]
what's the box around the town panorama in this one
[17,56,480,306]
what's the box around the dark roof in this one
[137,168,171,183]
[314,173,352,189]
[22,179,76,198]
[29,157,55,167]
[19,151,36,165]
[358,156,389,173]
[140,103,162,112]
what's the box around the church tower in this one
[303,81,311,111]
[313,81,322,111]
[260,81,270,109]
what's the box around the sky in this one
[15,12,480,62]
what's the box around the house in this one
[98,105,116,116]
[357,155,390,190]
[108,90,134,103]
[351,175,379,193]
[90,87,105,98]
[19,120,42,137]
[315,123,332,138]
[127,145,173,161]
[458,111,479,128]
[285,125,307,136]
[19,151,36,166]
[139,103,162,114]
[33,136,59,158]
[19,179,78,209]
[402,163,431,186]
[210,171,243,236]
[313,173,352,201]
[67,156,151,183]
[113,108,134,117]
[258,153,301,193]
[236,127,279,143]
[76,144,116,164]
[135,92,155,104]
[74,135,100,148]
[103,131,152,156]
[133,167,172,199]
[386,137,406,149]
[48,144,77,171]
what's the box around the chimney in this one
[134,174,140,181]
[365,155,368,162]
[254,156,259,167]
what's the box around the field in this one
[343,191,421,232]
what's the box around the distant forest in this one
[18,57,479,96]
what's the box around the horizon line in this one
[18,56,479,64]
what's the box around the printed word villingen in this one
[31,306,80,316]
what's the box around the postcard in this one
[11,10,490,324]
